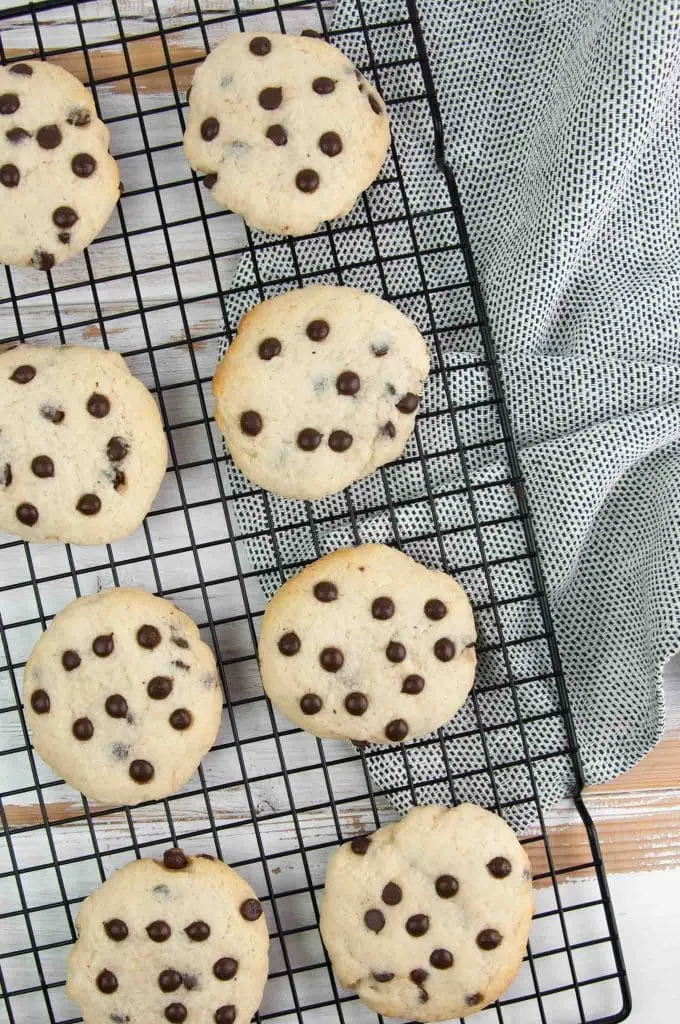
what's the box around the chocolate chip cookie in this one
[258,544,476,743]
[67,848,269,1024]
[0,344,167,543]
[320,803,533,1021]
[24,588,222,805]
[0,60,119,269]
[213,286,429,499]
[183,31,390,235]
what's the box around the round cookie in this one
[258,544,476,743]
[213,286,429,500]
[0,344,167,543]
[24,588,222,805]
[67,848,269,1024]
[183,31,390,235]
[0,60,119,269]
[320,804,533,1021]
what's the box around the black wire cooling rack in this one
[0,1,631,1022]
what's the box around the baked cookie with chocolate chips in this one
[320,803,533,1021]
[67,848,269,1024]
[0,60,119,269]
[0,344,167,543]
[213,286,429,499]
[24,588,222,805]
[258,544,476,743]
[183,31,390,235]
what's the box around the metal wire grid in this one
[0,0,629,1022]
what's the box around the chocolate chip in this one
[466,992,484,1006]
[351,836,371,854]
[424,599,447,620]
[185,920,210,941]
[328,430,353,452]
[372,971,394,982]
[396,392,419,413]
[430,948,453,969]
[72,153,96,177]
[301,28,322,37]
[40,404,64,423]
[201,117,219,140]
[184,974,198,990]
[369,94,383,114]
[16,502,38,526]
[105,694,128,718]
[147,919,171,941]
[306,318,329,340]
[258,337,281,360]
[239,898,262,921]
[410,968,428,985]
[73,717,94,740]
[170,708,192,730]
[37,124,61,149]
[320,646,343,672]
[52,206,78,228]
[104,919,128,941]
[278,632,300,655]
[32,250,55,272]
[402,674,424,694]
[164,1003,187,1022]
[66,107,91,126]
[1,463,10,487]
[386,641,405,662]
[87,394,111,420]
[11,364,35,383]
[158,969,182,993]
[203,172,217,189]
[147,676,173,702]
[381,882,402,905]
[240,410,262,435]
[372,596,394,620]
[371,343,389,357]
[29,454,54,479]
[130,759,154,783]
[319,131,342,156]
[259,87,282,110]
[345,691,368,715]
[58,232,70,244]
[162,848,188,871]
[406,914,429,937]
[300,693,322,715]
[9,64,32,76]
[30,689,50,714]
[477,928,502,950]
[250,36,271,55]
[313,581,337,602]
[96,969,118,994]
[214,1008,236,1024]
[336,370,360,395]
[6,127,30,143]
[435,874,458,898]
[434,637,455,661]
[364,909,385,932]
[487,856,512,878]
[106,436,128,463]
[213,957,238,981]
[77,493,101,515]
[93,633,114,657]
[312,76,335,94]
[385,718,408,741]
[172,635,189,649]
[137,624,161,649]
[380,421,396,439]
[61,650,80,671]
[0,164,19,187]
[297,427,322,450]
[296,168,319,192]
[266,123,287,146]
[0,94,20,115]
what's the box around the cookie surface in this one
[0,60,119,269]
[258,544,476,743]
[67,849,269,1024]
[213,286,429,500]
[320,804,533,1021]
[0,344,167,543]
[183,31,390,235]
[24,588,222,805]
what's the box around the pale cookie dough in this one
[67,848,269,1024]
[0,344,167,544]
[0,60,119,269]
[24,588,222,805]
[183,31,390,235]
[213,286,429,500]
[258,544,476,743]
[320,804,533,1021]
